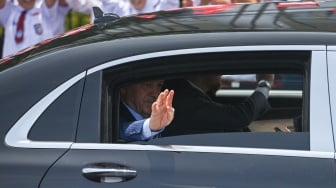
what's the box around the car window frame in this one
[91,46,325,153]
[5,45,334,160]
[105,50,308,145]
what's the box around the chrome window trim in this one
[216,90,302,98]
[5,45,333,158]
[327,50,336,158]
[310,51,334,152]
[4,71,86,148]
[328,46,336,51]
[87,45,325,75]
[71,143,334,159]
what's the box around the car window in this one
[101,50,309,150]
[76,71,104,143]
[28,79,84,141]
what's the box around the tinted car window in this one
[76,71,104,143]
[28,80,84,141]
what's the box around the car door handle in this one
[82,163,137,183]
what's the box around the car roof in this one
[1,1,336,66]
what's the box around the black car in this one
[1,1,336,187]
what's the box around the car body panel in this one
[327,48,336,155]
[40,145,336,188]
[0,149,68,188]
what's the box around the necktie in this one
[15,10,27,44]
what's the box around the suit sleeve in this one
[190,91,270,131]
[120,119,146,141]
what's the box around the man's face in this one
[130,0,146,10]
[121,80,164,118]
[18,0,36,10]
[182,0,194,7]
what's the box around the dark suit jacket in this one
[162,79,271,136]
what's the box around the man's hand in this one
[149,89,175,131]
[256,74,275,87]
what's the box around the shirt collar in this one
[123,102,144,121]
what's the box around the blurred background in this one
[0,10,90,57]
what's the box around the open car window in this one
[102,50,309,150]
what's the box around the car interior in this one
[217,73,303,133]
[102,51,310,150]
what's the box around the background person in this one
[182,0,231,7]
[101,0,180,17]
[0,0,59,57]
[0,0,100,58]
[56,0,101,34]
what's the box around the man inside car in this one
[119,80,174,141]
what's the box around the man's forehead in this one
[141,80,164,84]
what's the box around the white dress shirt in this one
[124,103,162,139]
[101,0,180,17]
[0,0,58,57]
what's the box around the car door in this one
[40,47,336,188]
[1,75,85,188]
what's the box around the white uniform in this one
[53,0,101,37]
[191,0,222,6]
[66,0,102,14]
[193,0,202,6]
[52,5,71,36]
[101,0,180,17]
[65,0,102,23]
[0,0,59,57]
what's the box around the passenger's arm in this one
[256,74,275,86]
